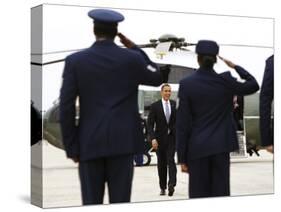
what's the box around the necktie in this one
[165,101,170,123]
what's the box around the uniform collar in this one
[92,39,116,47]
[197,67,217,75]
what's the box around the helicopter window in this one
[159,64,195,84]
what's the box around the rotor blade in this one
[218,43,272,49]
[31,59,65,66]
[185,42,272,49]
[185,43,196,46]
[30,44,153,56]
[179,48,191,51]
[31,48,86,56]
[30,43,157,66]
[31,42,271,66]
[137,43,157,48]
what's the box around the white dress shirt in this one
[162,98,171,123]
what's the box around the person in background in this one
[233,95,244,131]
[176,40,259,198]
[260,55,274,153]
[134,113,147,166]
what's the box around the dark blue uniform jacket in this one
[260,55,274,146]
[59,40,162,161]
[177,66,259,164]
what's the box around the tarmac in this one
[31,140,274,208]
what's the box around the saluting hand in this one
[151,139,158,150]
[219,56,236,69]
[71,157,80,163]
[180,164,189,173]
[117,32,135,48]
[265,145,274,154]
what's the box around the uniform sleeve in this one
[131,46,163,86]
[176,83,192,164]
[147,104,156,141]
[220,65,259,96]
[259,57,274,146]
[59,56,79,158]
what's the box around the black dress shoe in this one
[168,187,174,196]
[160,189,166,195]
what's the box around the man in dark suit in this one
[59,9,168,205]
[147,83,177,196]
[260,55,274,153]
[176,40,259,198]
[233,95,244,131]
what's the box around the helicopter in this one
[138,34,194,50]
[32,34,273,165]
[31,34,194,66]
[34,34,197,165]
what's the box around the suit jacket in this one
[59,40,163,161]
[147,100,176,146]
[176,65,259,163]
[260,55,274,146]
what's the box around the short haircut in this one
[161,83,171,91]
[94,22,117,39]
[197,54,217,69]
